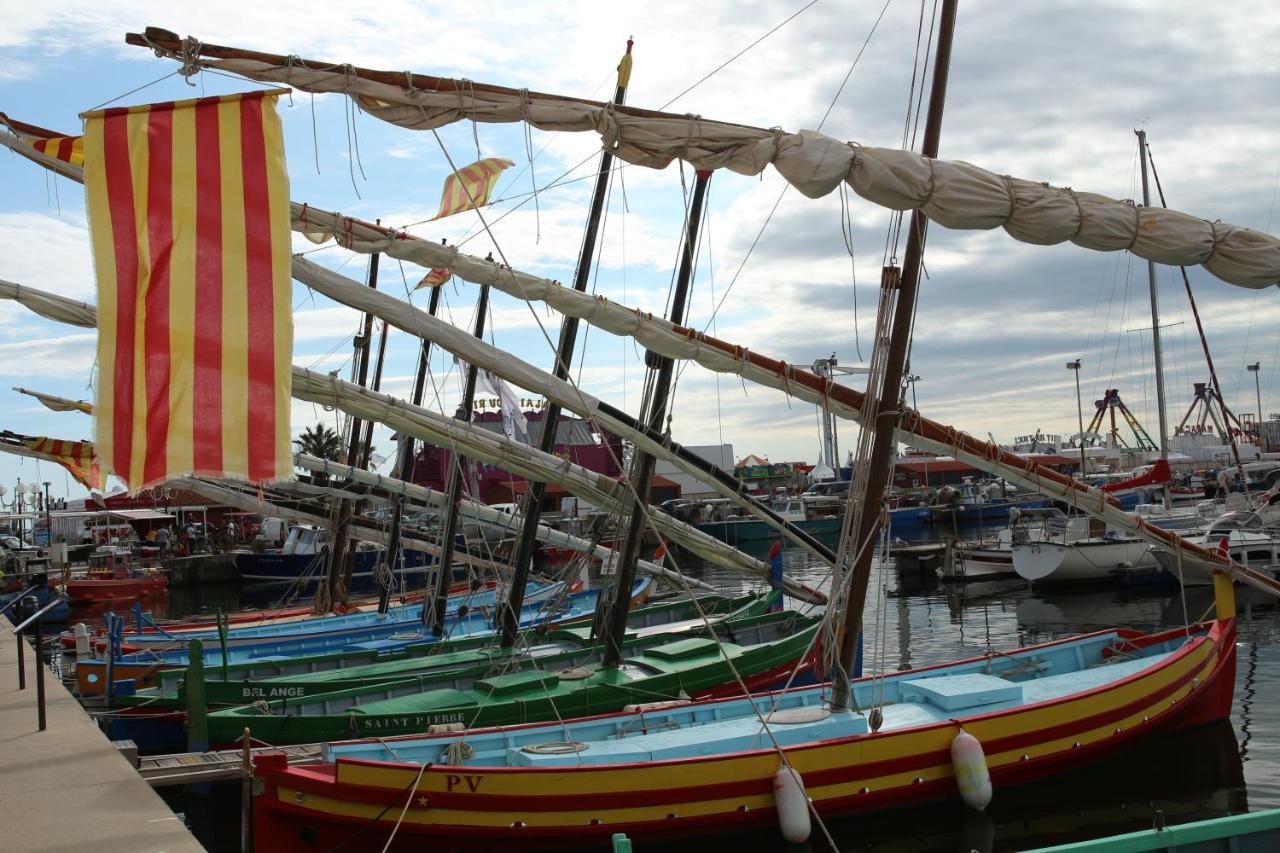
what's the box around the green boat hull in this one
[206,610,816,744]
[118,593,764,710]
[1024,807,1280,852]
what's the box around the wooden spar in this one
[500,38,634,650]
[320,251,380,612]
[380,284,443,613]
[602,169,712,670]
[426,282,492,633]
[830,0,958,712]
[1136,129,1171,510]
[125,28,757,130]
[0,135,1266,593]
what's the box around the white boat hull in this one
[1012,538,1157,582]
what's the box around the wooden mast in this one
[318,251,379,612]
[378,284,443,613]
[601,169,712,670]
[425,280,492,633]
[499,38,634,650]
[1136,129,1171,509]
[830,0,958,711]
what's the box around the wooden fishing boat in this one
[103,580,564,652]
[57,580,490,649]
[107,595,778,751]
[1024,807,1280,852]
[251,574,1237,850]
[213,608,817,745]
[64,571,167,605]
[115,592,766,710]
[74,579,646,696]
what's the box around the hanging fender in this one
[951,726,993,810]
[773,764,811,844]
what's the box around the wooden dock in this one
[0,627,203,852]
[138,742,325,787]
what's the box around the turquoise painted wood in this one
[1023,807,1280,851]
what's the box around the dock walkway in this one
[0,627,203,852]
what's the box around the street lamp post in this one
[1067,360,1087,477]
[42,482,52,550]
[1248,362,1262,424]
[905,375,925,486]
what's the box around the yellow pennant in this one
[415,268,452,289]
[433,157,514,220]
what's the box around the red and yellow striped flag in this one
[23,437,101,490]
[432,157,514,220]
[29,134,84,167]
[415,268,452,289]
[82,90,294,491]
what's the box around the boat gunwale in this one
[304,619,1221,777]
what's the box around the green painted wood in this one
[1024,808,1280,852]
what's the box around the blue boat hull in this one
[235,548,433,590]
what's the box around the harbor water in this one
[66,533,1280,852]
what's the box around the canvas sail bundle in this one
[131,29,1280,289]
[13,387,94,415]
[292,453,711,591]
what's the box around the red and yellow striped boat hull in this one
[253,577,1237,850]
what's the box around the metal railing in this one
[11,595,64,731]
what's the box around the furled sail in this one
[291,255,837,570]
[0,125,839,570]
[0,275,815,600]
[3,121,1274,595]
[127,28,1279,290]
[289,368,823,601]
[292,453,714,592]
[13,387,93,415]
[169,476,505,574]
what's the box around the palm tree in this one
[294,423,344,484]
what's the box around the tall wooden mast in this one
[377,283,443,613]
[830,0,958,711]
[425,281,492,633]
[601,168,712,669]
[499,39,635,649]
[319,251,379,612]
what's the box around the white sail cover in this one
[13,386,92,414]
[291,255,836,570]
[287,368,825,600]
[0,275,809,599]
[169,475,506,573]
[2,134,1274,593]
[292,453,713,592]
[0,279,96,328]
[139,40,1279,289]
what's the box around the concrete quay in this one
[0,624,204,852]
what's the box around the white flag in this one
[477,370,529,443]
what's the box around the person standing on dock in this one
[156,525,170,556]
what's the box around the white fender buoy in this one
[951,728,993,810]
[73,623,92,661]
[773,765,811,844]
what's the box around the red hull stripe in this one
[269,635,1219,816]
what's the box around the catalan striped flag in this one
[22,436,101,490]
[29,134,84,167]
[81,90,294,491]
[432,157,514,220]
[415,268,452,289]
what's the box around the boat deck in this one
[0,629,201,852]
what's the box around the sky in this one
[0,0,1277,501]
